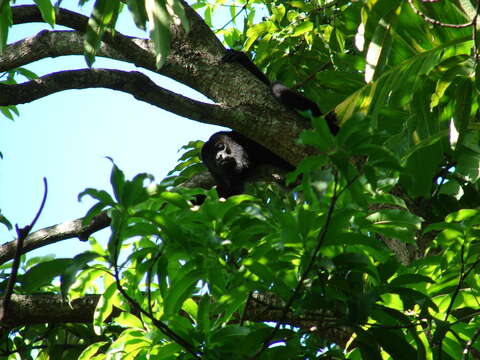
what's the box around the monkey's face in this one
[214,141,237,170]
[202,134,250,175]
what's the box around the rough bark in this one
[0,212,110,265]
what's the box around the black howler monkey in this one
[201,50,336,198]
[201,131,294,198]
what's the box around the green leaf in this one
[291,21,313,37]
[197,294,211,334]
[84,0,120,67]
[126,0,148,30]
[33,0,55,26]
[16,67,38,80]
[400,141,444,197]
[115,312,144,329]
[0,1,12,52]
[60,251,102,298]
[21,259,72,292]
[108,158,125,203]
[271,4,285,23]
[382,286,438,312]
[121,172,153,207]
[93,281,119,334]
[245,21,276,50]
[446,208,479,223]
[146,0,171,68]
[159,191,190,209]
[0,211,12,231]
[355,328,383,360]
[164,269,203,316]
[364,5,399,82]
[453,77,473,144]
[78,188,115,205]
[78,341,108,360]
[369,327,417,359]
[389,274,435,286]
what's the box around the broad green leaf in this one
[108,158,125,203]
[364,6,398,82]
[453,77,473,145]
[291,21,313,37]
[159,191,190,208]
[60,251,102,298]
[78,341,108,360]
[84,0,120,67]
[163,269,203,316]
[271,4,285,23]
[369,327,417,359]
[34,0,55,26]
[93,281,119,334]
[389,274,435,286]
[146,0,171,68]
[0,211,12,230]
[115,312,144,329]
[22,258,72,292]
[197,294,211,334]
[245,21,276,50]
[0,0,12,52]
[446,208,479,223]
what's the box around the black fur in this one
[201,131,294,197]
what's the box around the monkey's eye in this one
[215,143,226,151]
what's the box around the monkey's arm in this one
[222,49,339,134]
[222,49,270,85]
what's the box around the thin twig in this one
[1,177,48,320]
[217,1,249,31]
[407,0,473,28]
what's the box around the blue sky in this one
[0,1,225,256]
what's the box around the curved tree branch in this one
[0,68,232,127]
[0,30,128,72]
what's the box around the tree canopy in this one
[1,0,480,359]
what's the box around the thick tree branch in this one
[0,293,350,346]
[0,30,129,72]
[0,68,232,127]
[0,212,110,266]
[12,5,157,72]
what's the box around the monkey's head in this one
[201,132,250,175]
[201,132,252,197]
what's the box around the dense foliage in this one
[1,0,480,359]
